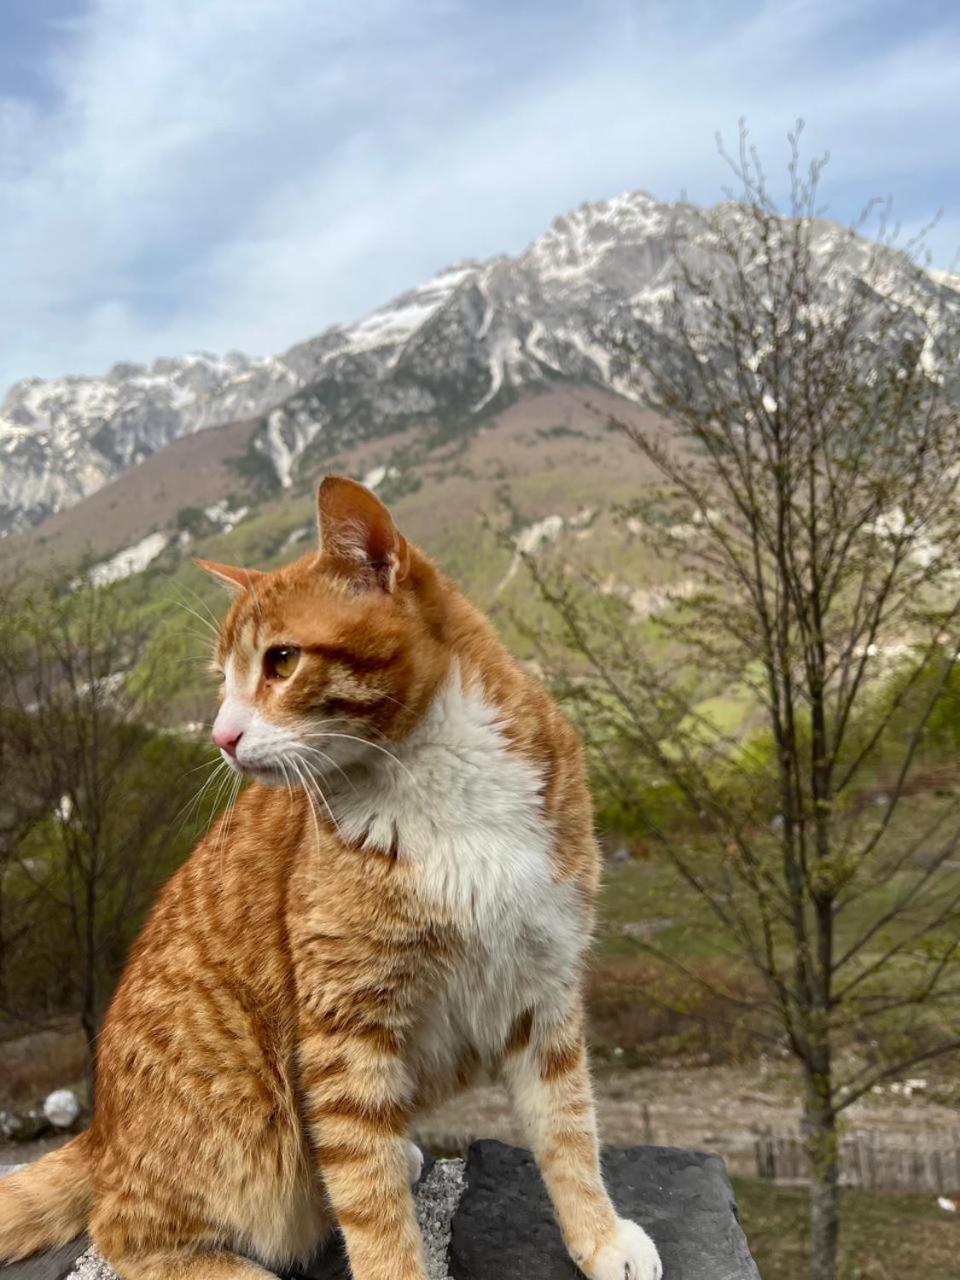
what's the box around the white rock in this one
[43,1088,80,1128]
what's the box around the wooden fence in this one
[754,1128,960,1192]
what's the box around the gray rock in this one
[449,1141,759,1280]
[1,1154,461,1280]
[2,1143,757,1280]
[0,1238,89,1280]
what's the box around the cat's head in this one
[198,476,447,787]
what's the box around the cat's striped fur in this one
[0,477,661,1280]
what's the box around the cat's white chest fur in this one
[332,670,586,1056]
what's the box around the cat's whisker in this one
[214,771,243,881]
[293,751,343,842]
[301,732,420,787]
[290,754,326,850]
[174,757,228,832]
[172,593,220,640]
[295,743,357,791]
[279,757,296,815]
[371,688,417,715]
[209,764,237,829]
[244,571,264,629]
[178,582,222,631]
[182,755,220,780]
[164,651,218,667]
[290,758,318,841]
[171,628,218,651]
[177,614,218,643]
[194,766,231,855]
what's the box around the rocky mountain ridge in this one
[0,352,298,535]
[3,189,958,536]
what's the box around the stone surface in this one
[1,1237,88,1280]
[2,1143,757,1280]
[449,1141,759,1280]
[0,1154,459,1280]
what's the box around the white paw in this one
[405,1139,424,1186]
[584,1217,662,1280]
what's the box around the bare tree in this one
[519,126,960,1280]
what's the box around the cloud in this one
[1,0,959,389]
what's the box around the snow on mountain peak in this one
[3,187,959,538]
[526,190,671,284]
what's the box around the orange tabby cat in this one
[0,477,662,1280]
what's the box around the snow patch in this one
[360,465,400,491]
[525,321,562,372]
[556,329,612,381]
[203,501,248,533]
[86,531,170,586]
[598,576,697,621]
[496,514,565,592]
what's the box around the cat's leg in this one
[502,1001,662,1280]
[298,1022,427,1280]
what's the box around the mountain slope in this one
[4,188,959,542]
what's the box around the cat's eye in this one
[264,646,301,681]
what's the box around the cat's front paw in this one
[581,1218,662,1280]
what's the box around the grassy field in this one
[733,1177,960,1280]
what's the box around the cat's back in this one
[122,785,297,979]
[93,786,303,1140]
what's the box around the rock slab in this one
[1,1237,89,1280]
[2,1143,758,1280]
[449,1141,760,1280]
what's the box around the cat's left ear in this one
[316,475,410,592]
[195,558,265,594]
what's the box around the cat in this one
[0,476,662,1280]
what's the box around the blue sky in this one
[1,0,959,390]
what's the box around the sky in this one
[1,0,960,391]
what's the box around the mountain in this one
[3,189,959,543]
[247,191,686,487]
[0,191,679,537]
[0,352,299,536]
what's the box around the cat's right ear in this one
[316,475,410,592]
[194,559,265,594]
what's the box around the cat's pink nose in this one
[212,699,250,757]
[213,726,243,757]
